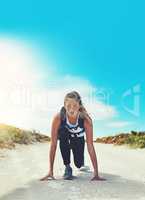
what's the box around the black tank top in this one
[58,111,85,138]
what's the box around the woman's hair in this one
[60,91,92,121]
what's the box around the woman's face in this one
[64,98,80,118]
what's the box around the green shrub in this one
[125,135,145,148]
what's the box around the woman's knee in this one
[74,160,83,168]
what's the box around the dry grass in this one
[95,131,145,149]
[0,124,50,149]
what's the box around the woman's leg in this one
[59,128,71,165]
[58,128,73,179]
[70,137,85,168]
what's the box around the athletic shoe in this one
[63,165,73,180]
[79,165,90,172]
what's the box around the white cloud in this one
[0,37,51,131]
[0,37,118,135]
[0,37,54,87]
[106,121,132,128]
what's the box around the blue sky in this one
[0,0,145,136]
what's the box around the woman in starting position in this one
[40,91,105,181]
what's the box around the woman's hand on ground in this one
[39,172,55,181]
[91,175,106,181]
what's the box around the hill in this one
[0,124,50,149]
[95,131,145,148]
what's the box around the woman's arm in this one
[40,113,60,181]
[84,117,106,181]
